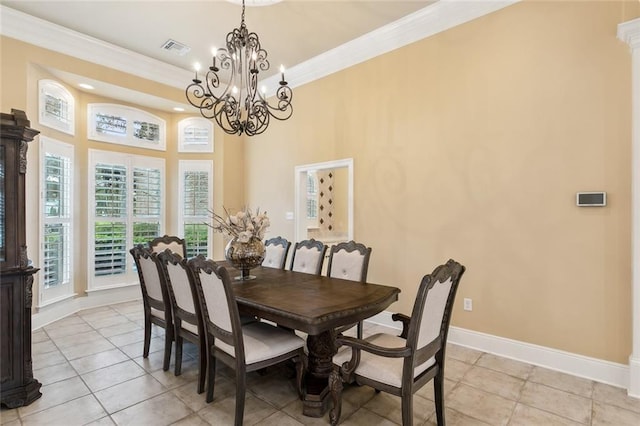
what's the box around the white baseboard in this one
[629,355,640,398]
[367,311,630,392]
[32,298,634,394]
[33,285,141,330]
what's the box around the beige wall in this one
[1,1,638,364]
[0,36,244,306]
[244,1,638,363]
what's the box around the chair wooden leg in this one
[174,334,183,376]
[197,341,206,394]
[434,371,445,426]
[206,353,216,403]
[329,367,343,426]
[234,368,246,426]
[143,315,152,358]
[162,326,173,371]
[401,393,413,426]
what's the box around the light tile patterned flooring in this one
[1,300,639,425]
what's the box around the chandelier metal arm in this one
[184,0,293,136]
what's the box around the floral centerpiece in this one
[207,207,270,280]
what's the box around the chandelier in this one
[185,0,293,136]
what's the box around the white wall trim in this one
[0,1,520,93]
[618,17,640,398]
[367,311,630,391]
[0,5,192,88]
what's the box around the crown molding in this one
[618,18,640,51]
[263,0,520,90]
[1,1,519,93]
[0,5,193,88]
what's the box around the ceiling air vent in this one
[161,39,191,56]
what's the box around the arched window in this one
[38,79,75,135]
[178,117,214,153]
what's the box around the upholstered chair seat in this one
[215,321,306,364]
[333,333,435,388]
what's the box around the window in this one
[39,137,75,306]
[178,160,213,258]
[39,80,75,135]
[178,117,214,153]
[88,104,166,151]
[306,171,318,220]
[89,149,164,290]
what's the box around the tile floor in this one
[1,300,639,425]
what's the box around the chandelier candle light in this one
[185,0,293,136]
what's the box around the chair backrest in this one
[157,249,200,325]
[188,256,245,361]
[406,259,465,363]
[262,236,291,269]
[129,244,167,306]
[290,239,327,275]
[326,240,372,282]
[149,235,187,258]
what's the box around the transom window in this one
[88,104,166,151]
[38,80,75,135]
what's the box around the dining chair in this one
[156,249,206,394]
[289,238,327,275]
[262,236,291,269]
[327,240,372,339]
[129,245,174,371]
[149,234,187,258]
[188,255,306,426]
[329,259,466,426]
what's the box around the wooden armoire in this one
[0,109,42,408]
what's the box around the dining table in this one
[224,262,401,417]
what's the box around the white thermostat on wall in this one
[576,192,606,207]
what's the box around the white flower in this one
[206,206,270,241]
[237,231,253,243]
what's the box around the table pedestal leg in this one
[303,329,336,417]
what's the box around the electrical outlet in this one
[463,298,473,311]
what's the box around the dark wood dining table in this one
[225,263,401,417]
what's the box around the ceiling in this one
[2,1,516,113]
[3,0,433,81]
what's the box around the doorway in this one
[294,158,353,244]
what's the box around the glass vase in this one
[224,236,265,280]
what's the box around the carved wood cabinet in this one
[0,109,42,408]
